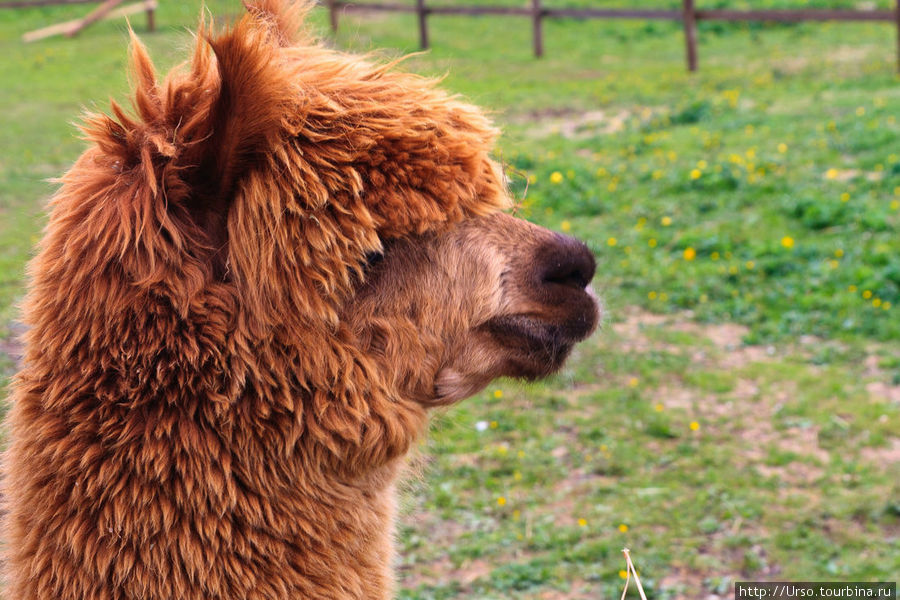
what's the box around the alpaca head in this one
[75,0,599,406]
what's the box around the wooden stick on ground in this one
[620,548,648,600]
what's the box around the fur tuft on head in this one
[73,0,508,328]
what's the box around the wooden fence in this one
[325,0,900,71]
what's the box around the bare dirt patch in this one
[514,108,634,140]
[609,306,772,370]
[0,321,26,372]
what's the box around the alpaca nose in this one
[541,234,596,290]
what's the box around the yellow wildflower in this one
[550,171,563,184]
[497,496,507,507]
[684,247,697,261]
[781,236,795,249]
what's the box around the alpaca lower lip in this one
[482,314,587,354]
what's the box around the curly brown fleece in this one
[2,1,510,598]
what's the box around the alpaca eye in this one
[363,251,384,269]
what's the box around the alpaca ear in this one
[181,8,301,227]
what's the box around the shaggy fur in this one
[2,2,598,598]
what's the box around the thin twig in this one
[621,548,648,600]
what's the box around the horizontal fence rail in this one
[326,0,900,71]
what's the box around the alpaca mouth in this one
[481,293,599,379]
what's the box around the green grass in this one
[2,1,899,598]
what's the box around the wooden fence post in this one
[145,0,154,32]
[328,0,339,34]
[532,0,543,58]
[683,0,698,72]
[895,0,900,73]
[416,0,429,49]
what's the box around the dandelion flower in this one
[628,377,639,388]
[856,106,866,117]
[608,237,618,247]
[781,236,795,249]
[661,216,672,226]
[619,570,629,580]
[690,169,702,180]
[648,238,658,248]
[863,290,872,299]
[618,524,629,533]
[493,389,503,399]
[684,247,697,261]
[560,220,571,232]
[690,421,700,431]
[891,200,900,211]
[745,261,755,270]
[550,171,563,184]
[648,291,657,300]
[777,143,787,153]
[873,298,882,308]
[578,518,588,527]
[497,496,507,507]
[884,302,892,310]
[654,403,664,412]
[825,168,839,180]
[840,193,850,202]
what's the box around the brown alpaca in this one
[2,1,599,598]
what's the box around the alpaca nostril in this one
[541,235,596,291]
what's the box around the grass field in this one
[1,1,899,598]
